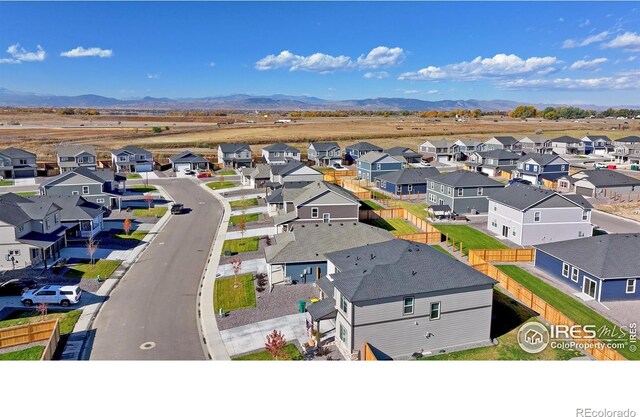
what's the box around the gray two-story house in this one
[427,171,505,214]
[345,142,383,164]
[481,136,521,152]
[385,146,423,164]
[0,148,37,179]
[487,183,593,246]
[308,240,496,360]
[356,152,403,182]
[518,136,551,154]
[550,136,584,155]
[111,145,153,173]
[465,149,521,177]
[612,143,640,164]
[27,195,105,239]
[40,167,126,209]
[512,153,569,184]
[56,144,97,173]
[269,160,323,186]
[419,139,458,162]
[308,142,342,167]
[170,150,210,173]
[217,143,252,168]
[581,135,612,156]
[261,143,301,165]
[452,139,483,160]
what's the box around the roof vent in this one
[370,253,376,260]
[412,271,417,276]
[356,256,361,261]
[340,223,344,226]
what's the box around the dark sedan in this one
[0,278,38,296]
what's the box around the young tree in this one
[144,193,154,210]
[123,218,132,236]
[231,257,242,288]
[237,213,247,239]
[265,329,288,360]
[86,236,99,266]
[37,302,48,321]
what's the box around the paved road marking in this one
[140,342,156,350]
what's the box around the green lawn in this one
[229,213,260,226]
[0,180,14,186]
[496,265,639,360]
[229,198,258,209]
[361,200,383,210]
[115,230,148,241]
[133,207,167,217]
[215,169,237,175]
[233,343,302,360]
[0,346,45,361]
[433,224,508,255]
[16,191,38,197]
[65,260,122,279]
[222,237,259,254]
[431,245,455,257]
[395,201,430,219]
[128,185,157,192]
[206,181,236,190]
[214,274,256,313]
[0,309,82,335]
[126,173,142,179]
[422,290,583,360]
[366,218,420,235]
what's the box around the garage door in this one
[437,155,449,163]
[174,163,191,173]
[521,174,538,184]
[575,186,593,197]
[136,163,153,173]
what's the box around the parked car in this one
[420,160,432,167]
[171,203,184,214]
[21,285,82,307]
[594,162,608,169]
[183,169,195,175]
[333,163,344,169]
[0,278,38,297]
[508,178,532,185]
[197,172,212,178]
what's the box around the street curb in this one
[61,184,175,360]
[197,182,233,360]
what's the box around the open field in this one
[594,202,640,222]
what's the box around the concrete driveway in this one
[225,227,273,239]
[216,258,267,277]
[231,206,268,216]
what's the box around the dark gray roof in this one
[583,135,610,141]
[27,195,103,221]
[112,145,151,155]
[272,210,298,226]
[357,151,397,164]
[293,181,359,206]
[306,297,337,321]
[488,183,591,211]
[0,201,32,225]
[551,136,581,144]
[616,136,640,143]
[520,136,548,144]
[385,146,415,154]
[0,193,62,226]
[430,171,504,188]
[56,144,96,157]
[317,277,335,297]
[573,169,640,187]
[0,147,35,158]
[517,153,565,165]
[375,167,440,185]
[40,167,119,188]
[169,150,209,164]
[477,149,521,160]
[490,136,517,145]
[429,205,451,212]
[535,234,640,279]
[263,143,299,153]
[346,142,383,152]
[310,142,340,151]
[219,143,250,153]
[326,240,496,302]
[17,227,66,248]
[249,163,271,179]
[270,160,320,177]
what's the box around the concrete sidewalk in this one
[225,227,273,240]
[217,258,267,277]
[231,206,268,216]
[225,193,264,202]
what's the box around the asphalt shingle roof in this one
[0,147,35,158]
[375,167,440,185]
[28,195,103,221]
[292,181,358,206]
[346,142,383,152]
[326,240,496,302]
[551,136,582,144]
[488,183,591,210]
[263,143,299,153]
[218,143,250,153]
[310,142,340,151]
[357,151,397,164]
[517,153,563,165]
[40,167,119,188]
[169,150,209,164]
[574,169,640,187]
[270,160,312,176]
[616,136,640,143]
[430,171,504,188]
[477,149,521,160]
[490,136,517,145]
[56,144,96,157]
[535,234,640,279]
[112,145,151,155]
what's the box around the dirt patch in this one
[595,202,640,221]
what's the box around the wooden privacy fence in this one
[362,342,377,361]
[500,170,513,180]
[40,320,61,361]
[340,178,373,199]
[468,248,535,265]
[359,207,443,244]
[541,178,557,190]
[0,319,60,360]
[471,250,626,361]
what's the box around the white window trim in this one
[562,262,569,278]
[339,324,347,343]
[626,279,636,294]
[96,198,105,204]
[82,186,90,195]
[430,302,441,321]
[403,297,414,316]
[340,294,348,314]
[407,184,413,193]
[457,188,463,196]
[534,211,541,222]
[311,207,319,219]
[571,268,579,283]
[477,187,483,196]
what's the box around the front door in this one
[583,277,597,299]
[502,225,510,238]
[322,213,330,223]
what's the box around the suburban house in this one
[612,143,640,164]
[169,150,210,173]
[519,136,551,154]
[217,143,252,168]
[482,136,520,151]
[0,148,37,179]
[266,182,314,216]
[375,167,440,197]
[308,142,342,167]
[0,193,66,270]
[308,240,496,360]
[356,152,403,182]
[452,139,483,160]
[487,183,592,246]
[512,153,570,184]
[270,160,323,185]
[39,167,126,209]
[549,136,584,155]
[261,143,301,165]
[418,139,458,162]
[581,135,613,155]
[534,234,640,301]
[385,146,423,164]
[110,145,154,173]
[426,171,504,214]
[56,144,97,173]
[465,149,521,177]
[614,135,640,146]
[345,142,383,164]
[239,164,271,188]
[27,195,104,238]
[264,222,393,288]
[271,181,360,232]
[556,169,640,198]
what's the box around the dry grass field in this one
[595,202,640,221]
[1,109,638,161]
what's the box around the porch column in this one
[41,248,47,269]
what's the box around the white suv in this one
[21,285,82,307]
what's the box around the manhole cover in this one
[140,341,156,350]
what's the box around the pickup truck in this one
[171,203,184,214]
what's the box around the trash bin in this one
[632,165,639,171]
[224,249,232,257]
[298,299,307,313]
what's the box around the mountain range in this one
[0,87,631,112]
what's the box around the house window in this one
[626,279,636,294]
[430,181,435,189]
[477,187,483,196]
[323,213,330,223]
[571,268,579,282]
[45,218,50,229]
[493,202,497,211]
[96,198,105,204]
[407,184,413,193]
[71,191,79,196]
[339,324,347,343]
[430,302,441,320]
[376,163,382,171]
[457,188,463,196]
[512,227,517,237]
[534,211,541,222]
[578,231,585,237]
[340,294,348,314]
[582,211,588,221]
[525,164,530,171]
[311,207,319,218]
[54,213,59,223]
[403,297,414,315]
[562,165,567,171]
[447,187,452,195]
[562,263,570,278]
[491,218,497,227]
[396,185,402,195]
[82,186,89,195]
[429,194,436,203]
[440,185,444,193]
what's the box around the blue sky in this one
[1,2,639,105]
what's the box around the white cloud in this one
[0,43,46,64]
[357,46,405,68]
[498,71,640,90]
[603,32,640,51]
[579,18,591,28]
[60,46,112,58]
[255,50,353,73]
[147,73,160,79]
[398,53,559,81]
[402,90,420,94]
[569,57,608,70]
[208,62,216,67]
[558,17,565,23]
[426,89,440,94]
[561,31,610,48]
[363,71,390,79]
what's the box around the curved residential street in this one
[89,178,223,360]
